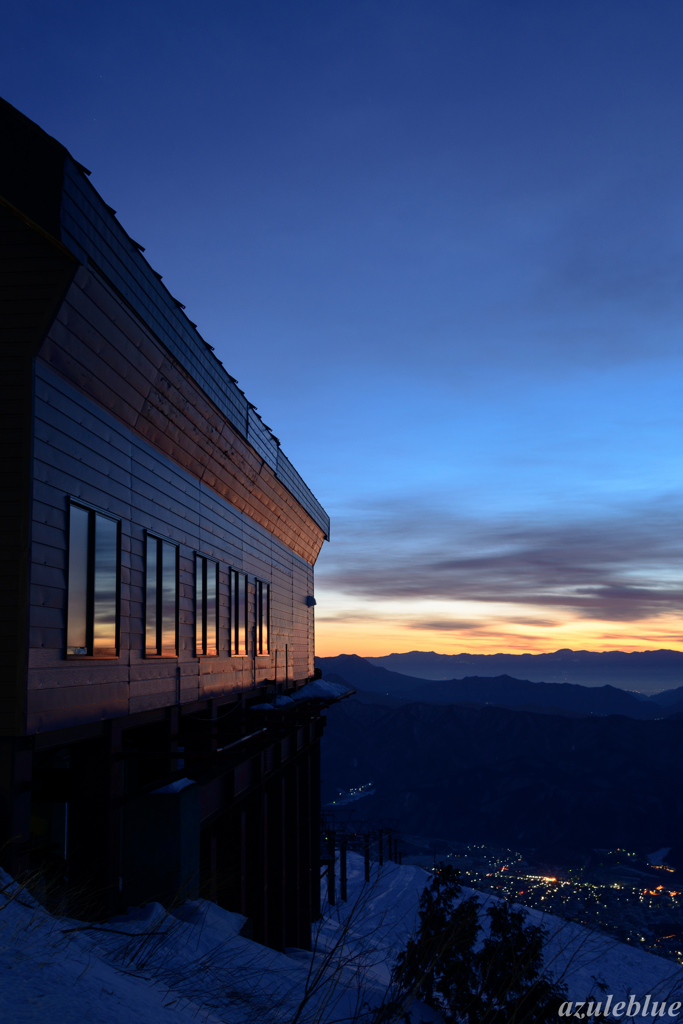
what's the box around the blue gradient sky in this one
[4,1,683,654]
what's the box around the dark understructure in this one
[0,97,335,950]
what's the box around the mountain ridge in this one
[315,653,683,719]
[361,649,683,694]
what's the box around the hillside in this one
[321,696,683,859]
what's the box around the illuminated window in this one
[145,535,178,657]
[66,502,119,657]
[195,555,218,656]
[229,569,248,656]
[256,579,270,656]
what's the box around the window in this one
[256,580,270,656]
[195,555,218,656]
[66,502,119,657]
[145,535,178,657]
[229,569,248,656]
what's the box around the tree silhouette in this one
[387,865,568,1023]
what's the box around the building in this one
[0,97,334,950]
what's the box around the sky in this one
[3,0,683,657]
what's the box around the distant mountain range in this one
[317,652,683,861]
[363,649,683,694]
[320,697,683,859]
[315,653,683,719]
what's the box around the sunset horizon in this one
[315,629,683,660]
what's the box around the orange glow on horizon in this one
[314,611,683,658]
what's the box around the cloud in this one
[410,620,480,631]
[316,496,683,624]
[315,612,387,623]
[501,617,559,628]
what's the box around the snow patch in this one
[289,679,352,701]
[250,680,352,712]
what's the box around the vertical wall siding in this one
[27,362,314,733]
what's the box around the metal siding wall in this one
[59,158,329,540]
[275,451,330,540]
[246,407,279,469]
[43,264,324,563]
[29,368,132,727]
[291,558,313,683]
[60,161,250,440]
[27,362,309,733]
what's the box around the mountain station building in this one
[0,97,334,950]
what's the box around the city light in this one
[403,840,683,967]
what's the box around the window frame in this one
[65,498,121,660]
[144,532,179,658]
[195,553,219,657]
[229,568,248,657]
[255,578,270,657]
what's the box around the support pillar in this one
[0,738,32,881]
[327,829,336,907]
[265,776,285,950]
[284,762,301,947]
[69,736,112,916]
[340,837,347,902]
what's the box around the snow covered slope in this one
[1,857,681,1022]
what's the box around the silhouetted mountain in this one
[315,655,667,719]
[648,686,683,707]
[321,697,683,856]
[363,649,683,695]
[322,674,410,708]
